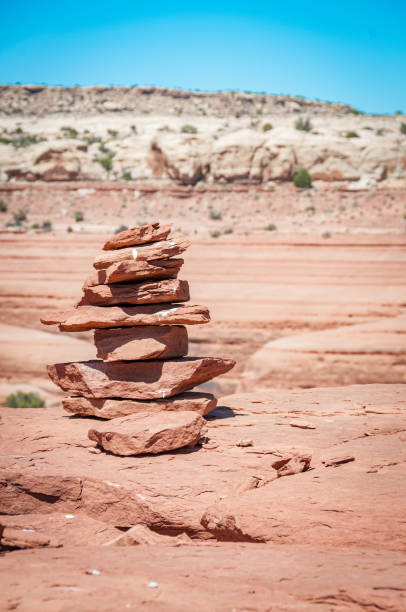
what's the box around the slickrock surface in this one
[94,325,188,361]
[103,222,171,250]
[41,303,210,331]
[88,411,205,456]
[242,315,406,389]
[93,237,190,270]
[1,384,405,610]
[84,258,184,286]
[78,279,189,306]
[62,392,217,418]
[47,357,235,399]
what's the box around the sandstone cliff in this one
[0,85,405,188]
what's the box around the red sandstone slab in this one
[84,258,184,287]
[47,357,235,399]
[94,325,188,361]
[78,279,189,306]
[41,303,210,331]
[103,222,171,250]
[62,392,217,418]
[93,237,190,270]
[88,411,205,456]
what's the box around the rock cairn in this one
[42,222,235,456]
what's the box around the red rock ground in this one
[0,194,405,610]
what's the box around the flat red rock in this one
[93,237,190,270]
[47,357,235,399]
[78,279,189,306]
[94,325,188,361]
[62,392,217,418]
[41,303,210,331]
[84,258,184,287]
[103,222,171,250]
[88,410,205,456]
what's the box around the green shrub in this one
[61,126,78,138]
[293,168,312,189]
[180,125,197,134]
[346,131,359,138]
[5,391,45,408]
[12,134,44,148]
[295,117,312,132]
[67,226,73,233]
[209,208,222,220]
[264,223,277,231]
[13,209,27,225]
[115,224,129,234]
[400,123,406,135]
[0,136,11,144]
[210,230,220,238]
[122,171,132,181]
[42,220,52,232]
[31,223,40,229]
[74,211,84,222]
[0,199,7,212]
[83,135,102,145]
[262,123,273,132]
[96,151,115,171]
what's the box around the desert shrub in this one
[83,135,102,145]
[262,123,273,132]
[234,110,244,118]
[322,231,331,239]
[115,224,129,234]
[400,123,406,135]
[5,391,45,408]
[107,129,118,137]
[12,134,44,148]
[74,210,84,222]
[0,199,7,212]
[223,227,233,234]
[264,223,277,231]
[130,125,137,133]
[376,129,384,136]
[210,230,220,238]
[346,131,359,138]
[13,209,27,225]
[293,168,312,189]
[61,126,78,138]
[96,151,115,171]
[122,171,132,181]
[180,125,198,134]
[42,219,52,232]
[295,117,312,132]
[0,136,11,144]
[250,120,259,128]
[305,205,316,214]
[209,208,222,220]
[67,226,73,233]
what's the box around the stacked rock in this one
[41,222,235,456]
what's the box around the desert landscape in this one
[1,86,406,611]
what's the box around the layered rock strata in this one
[42,221,235,455]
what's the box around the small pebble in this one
[237,439,253,447]
[88,447,102,454]
[65,514,75,519]
[86,569,101,576]
[148,581,158,589]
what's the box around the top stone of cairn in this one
[103,221,171,250]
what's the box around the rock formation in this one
[42,221,235,454]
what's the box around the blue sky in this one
[1,1,405,114]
